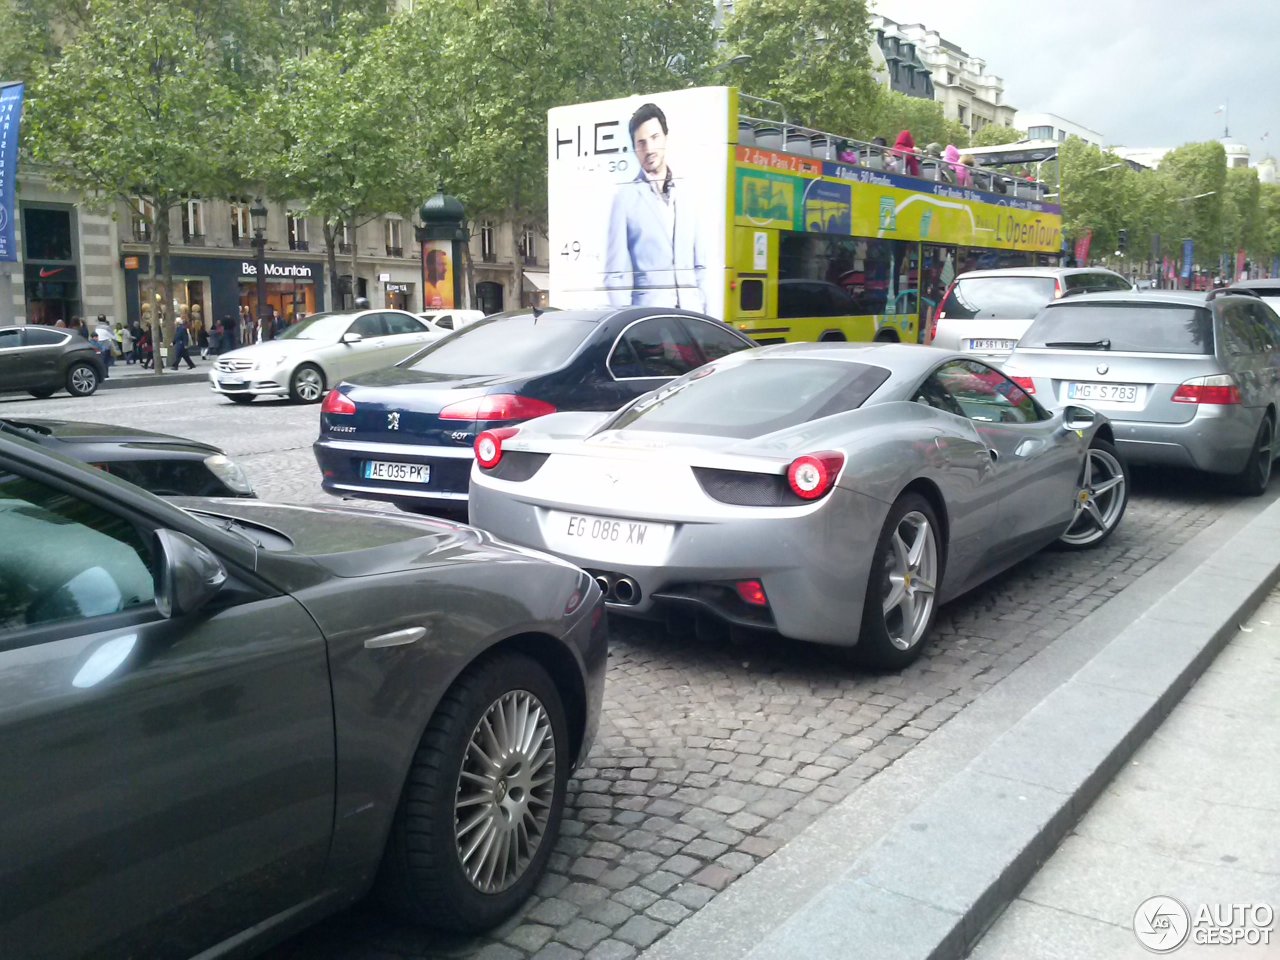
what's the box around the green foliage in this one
[857,88,968,150]
[722,0,878,139]
[970,124,1023,148]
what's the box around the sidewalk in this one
[645,491,1280,960]
[971,590,1280,959]
[100,357,208,389]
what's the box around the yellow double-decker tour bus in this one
[548,86,1063,344]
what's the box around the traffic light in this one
[1118,229,1129,254]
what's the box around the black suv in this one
[0,325,107,398]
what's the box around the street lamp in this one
[250,198,268,329]
[1174,191,1216,202]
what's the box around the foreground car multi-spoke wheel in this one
[376,652,569,932]
[857,493,942,670]
[1233,415,1274,496]
[1057,438,1128,550]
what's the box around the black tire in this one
[375,651,569,932]
[288,363,326,403]
[855,493,944,671]
[65,362,100,397]
[226,394,255,404]
[1055,438,1129,550]
[27,387,56,399]
[872,329,899,342]
[819,331,847,342]
[1232,415,1274,497]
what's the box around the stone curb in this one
[645,490,1280,960]
[100,370,208,390]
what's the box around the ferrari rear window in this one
[608,359,890,439]
[1021,303,1214,355]
[941,276,1056,320]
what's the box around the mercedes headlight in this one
[253,355,289,371]
[203,454,254,496]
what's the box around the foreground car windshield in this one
[1022,304,1214,355]
[942,277,1056,319]
[608,359,890,439]
[277,313,346,341]
[404,314,598,375]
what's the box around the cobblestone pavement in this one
[2,383,1251,960]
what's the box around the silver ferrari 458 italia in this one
[468,343,1129,669]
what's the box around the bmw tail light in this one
[475,428,520,469]
[440,394,557,422]
[786,451,845,500]
[321,389,356,415]
[1010,375,1036,394]
[1171,375,1242,405]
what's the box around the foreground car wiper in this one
[1042,338,1111,350]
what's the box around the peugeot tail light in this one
[440,394,557,422]
[321,389,356,415]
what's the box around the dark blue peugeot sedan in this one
[313,307,755,515]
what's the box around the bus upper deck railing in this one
[735,94,1054,203]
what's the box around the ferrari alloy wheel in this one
[289,363,326,403]
[375,652,569,932]
[1233,416,1274,496]
[858,493,942,670]
[1057,439,1128,550]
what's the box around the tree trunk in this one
[348,214,360,307]
[460,225,476,311]
[323,221,339,310]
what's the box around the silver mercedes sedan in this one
[209,309,441,403]
[468,343,1129,670]
[1003,290,1280,495]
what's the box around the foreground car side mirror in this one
[154,529,227,618]
[340,332,363,345]
[1062,404,1097,431]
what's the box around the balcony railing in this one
[386,246,403,258]
[338,242,352,254]
[289,239,310,252]
[481,250,497,263]
[522,254,538,267]
[182,232,206,246]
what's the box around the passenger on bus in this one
[893,131,921,177]
[946,145,972,187]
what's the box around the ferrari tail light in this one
[440,394,557,422]
[1010,375,1036,394]
[786,451,845,500]
[321,389,356,415]
[1053,278,1064,299]
[735,579,769,607]
[1171,375,1242,405]
[475,427,520,469]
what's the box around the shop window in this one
[23,207,73,261]
[519,226,537,265]
[480,221,496,262]
[230,200,252,247]
[182,198,205,244]
[384,218,403,257]
[130,198,154,243]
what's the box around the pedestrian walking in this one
[220,314,236,354]
[119,322,135,364]
[74,315,90,340]
[138,324,154,369]
[196,318,210,359]
[92,330,114,378]
[170,318,196,369]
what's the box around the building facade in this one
[871,20,934,99]
[1014,111,1104,148]
[870,16,1016,135]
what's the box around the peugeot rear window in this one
[404,314,598,374]
[607,359,890,440]
[942,277,1057,320]
[1021,303,1214,355]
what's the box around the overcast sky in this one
[872,0,1279,157]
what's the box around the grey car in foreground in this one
[1003,290,1280,494]
[0,432,605,958]
[469,342,1128,670]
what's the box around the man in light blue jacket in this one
[605,102,709,312]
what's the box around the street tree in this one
[970,124,1024,148]
[1221,165,1262,265]
[861,88,969,151]
[253,17,417,312]
[24,0,246,363]
[1157,141,1226,258]
[721,0,879,139]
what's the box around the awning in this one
[523,270,550,291]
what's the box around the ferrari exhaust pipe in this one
[613,576,641,605]
[593,574,612,599]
